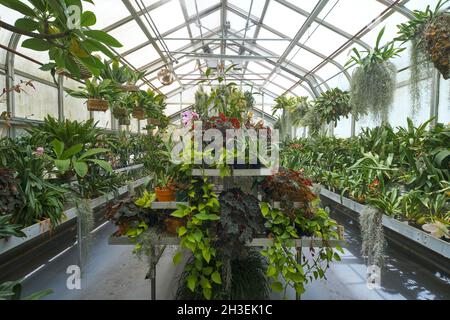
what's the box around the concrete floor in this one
[21,211,450,300]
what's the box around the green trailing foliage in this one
[176,248,270,300]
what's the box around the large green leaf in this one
[78,148,108,160]
[84,30,123,48]
[87,159,112,172]
[14,18,39,32]
[80,11,96,27]
[61,143,83,159]
[73,161,88,177]
[82,39,116,59]
[22,38,52,51]
[50,139,65,158]
[0,0,36,16]
[54,159,71,173]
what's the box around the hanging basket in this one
[56,59,92,80]
[120,84,140,92]
[147,118,160,126]
[118,117,131,126]
[112,106,129,119]
[423,14,450,80]
[132,107,145,120]
[87,98,109,112]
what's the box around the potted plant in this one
[154,165,176,202]
[66,79,117,112]
[313,88,351,126]
[144,91,167,126]
[125,69,146,93]
[99,59,137,92]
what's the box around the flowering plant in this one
[181,110,200,127]
[204,113,241,131]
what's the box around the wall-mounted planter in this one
[319,187,450,260]
[0,175,150,256]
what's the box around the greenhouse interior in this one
[0,0,449,303]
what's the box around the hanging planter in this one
[132,107,145,120]
[120,83,140,92]
[397,1,450,80]
[147,118,160,126]
[87,98,109,112]
[314,88,352,126]
[112,106,129,119]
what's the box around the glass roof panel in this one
[286,49,323,71]
[130,0,164,11]
[165,28,191,52]
[283,0,320,13]
[144,0,186,34]
[84,0,130,29]
[228,0,265,19]
[109,21,148,54]
[319,0,387,34]
[125,44,160,69]
[185,0,220,16]
[264,1,308,38]
[256,29,289,56]
[301,23,348,56]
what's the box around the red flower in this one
[230,118,241,128]
[219,113,227,122]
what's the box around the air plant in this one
[347,27,405,122]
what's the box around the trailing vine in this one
[171,178,222,300]
[260,202,342,298]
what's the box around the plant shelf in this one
[192,168,275,177]
[0,176,151,256]
[150,202,189,210]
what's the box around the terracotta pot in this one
[87,98,109,112]
[155,187,176,202]
[132,107,145,120]
[164,218,185,235]
[120,84,139,92]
